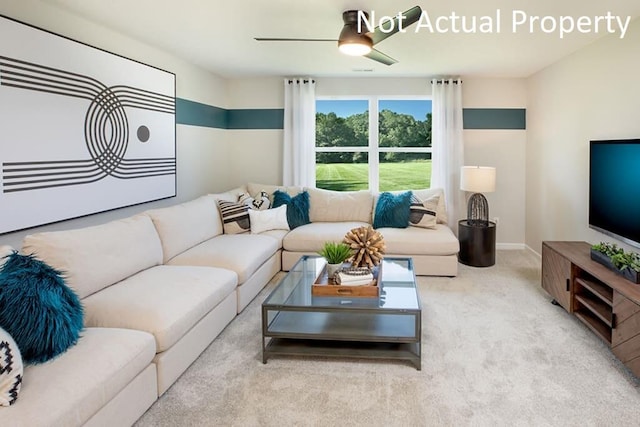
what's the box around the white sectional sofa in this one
[0,183,458,426]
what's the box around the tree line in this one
[316,110,432,164]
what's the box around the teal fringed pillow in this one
[0,252,84,364]
[373,191,413,229]
[272,190,310,229]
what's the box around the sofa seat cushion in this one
[258,229,288,247]
[83,265,237,352]
[378,224,459,256]
[145,195,223,263]
[283,221,370,252]
[0,328,155,427]
[167,234,280,284]
[21,215,163,299]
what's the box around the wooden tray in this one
[311,264,380,298]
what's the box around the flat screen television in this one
[589,139,640,249]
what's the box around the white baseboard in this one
[495,243,541,260]
[496,243,526,250]
[525,244,541,259]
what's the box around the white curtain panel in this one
[430,78,464,229]
[283,78,316,187]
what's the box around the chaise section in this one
[378,225,459,256]
[0,328,157,427]
[377,225,460,276]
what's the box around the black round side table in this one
[458,219,496,267]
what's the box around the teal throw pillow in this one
[0,252,84,364]
[272,190,310,229]
[373,191,413,229]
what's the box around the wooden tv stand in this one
[542,241,640,378]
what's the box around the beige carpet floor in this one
[135,251,640,426]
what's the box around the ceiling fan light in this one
[338,22,373,56]
[339,41,372,56]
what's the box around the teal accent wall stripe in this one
[176,98,227,129]
[463,108,526,130]
[176,98,526,131]
[228,109,284,129]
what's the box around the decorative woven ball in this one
[343,226,385,268]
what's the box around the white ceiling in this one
[42,0,640,78]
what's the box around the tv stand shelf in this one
[542,241,640,378]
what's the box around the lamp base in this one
[467,193,489,226]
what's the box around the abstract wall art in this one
[0,15,176,234]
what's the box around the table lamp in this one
[460,166,496,226]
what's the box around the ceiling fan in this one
[255,6,422,66]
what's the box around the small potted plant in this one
[591,242,640,283]
[318,241,353,279]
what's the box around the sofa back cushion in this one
[146,195,222,263]
[22,215,162,299]
[0,245,13,269]
[210,185,248,203]
[247,183,302,202]
[306,187,374,223]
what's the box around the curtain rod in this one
[287,79,315,84]
[433,79,462,84]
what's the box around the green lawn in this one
[316,160,432,191]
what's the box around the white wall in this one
[0,1,230,248]
[463,78,527,248]
[526,19,640,255]
[226,77,284,187]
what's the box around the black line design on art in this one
[0,56,176,193]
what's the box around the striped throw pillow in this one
[217,200,250,234]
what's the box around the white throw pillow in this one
[0,327,22,406]
[249,205,290,234]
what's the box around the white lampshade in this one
[460,166,496,193]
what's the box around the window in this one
[315,97,432,192]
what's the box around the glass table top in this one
[263,256,420,311]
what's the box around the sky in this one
[316,99,432,121]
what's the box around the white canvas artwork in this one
[0,15,176,234]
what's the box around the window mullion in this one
[369,97,379,192]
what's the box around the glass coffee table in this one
[262,256,421,369]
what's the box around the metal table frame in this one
[261,256,422,370]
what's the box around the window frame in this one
[315,95,432,192]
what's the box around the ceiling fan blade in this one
[364,48,397,66]
[254,37,337,42]
[370,5,422,45]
